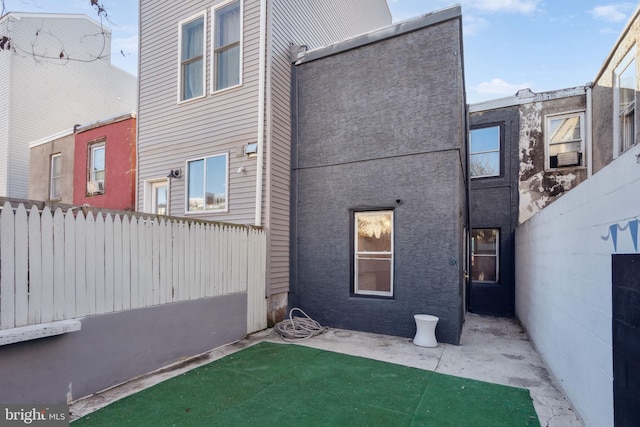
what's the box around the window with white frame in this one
[50,153,61,200]
[187,153,228,212]
[546,112,585,168]
[470,125,500,178]
[213,0,241,92]
[354,211,393,296]
[88,143,105,194]
[179,12,206,101]
[471,229,499,283]
[615,48,636,155]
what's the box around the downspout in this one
[254,0,268,226]
[586,84,593,178]
[134,1,142,212]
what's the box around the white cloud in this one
[463,15,490,36]
[462,0,541,14]
[474,78,532,95]
[590,3,636,23]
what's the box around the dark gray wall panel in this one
[0,294,247,404]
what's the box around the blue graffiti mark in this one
[631,221,639,252]
[602,219,640,253]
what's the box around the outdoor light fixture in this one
[167,169,182,179]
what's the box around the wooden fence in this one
[0,202,267,333]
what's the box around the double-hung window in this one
[470,126,500,178]
[471,229,499,283]
[354,211,393,297]
[187,153,228,212]
[546,112,584,168]
[213,1,241,92]
[179,13,206,101]
[87,142,106,195]
[615,48,636,155]
[50,153,61,200]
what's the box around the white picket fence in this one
[0,202,267,333]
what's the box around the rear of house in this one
[136,0,391,324]
[290,7,468,344]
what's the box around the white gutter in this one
[254,0,267,226]
[586,85,593,178]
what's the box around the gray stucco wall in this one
[0,294,247,404]
[469,107,520,316]
[291,12,466,344]
[28,135,75,203]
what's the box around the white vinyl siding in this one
[1,14,136,199]
[138,0,260,224]
[0,23,10,195]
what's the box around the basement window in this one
[546,112,585,169]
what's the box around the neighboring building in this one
[0,12,136,199]
[470,87,589,225]
[290,7,467,344]
[29,113,137,211]
[73,113,137,210]
[29,130,76,204]
[467,103,520,317]
[467,87,589,317]
[592,6,640,174]
[136,0,392,324]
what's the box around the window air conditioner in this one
[87,180,105,194]
[551,152,581,168]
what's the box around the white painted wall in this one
[516,143,640,427]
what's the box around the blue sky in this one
[3,0,637,103]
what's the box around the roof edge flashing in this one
[295,5,461,65]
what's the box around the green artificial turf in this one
[73,342,540,426]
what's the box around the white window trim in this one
[210,0,243,95]
[470,125,501,179]
[50,153,62,200]
[613,46,636,158]
[544,110,586,170]
[185,152,229,214]
[143,178,170,215]
[89,143,105,184]
[177,10,207,104]
[354,210,394,297]
[471,229,499,284]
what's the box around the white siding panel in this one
[0,31,10,195]
[137,0,262,225]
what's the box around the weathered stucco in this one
[518,92,588,223]
[28,133,75,203]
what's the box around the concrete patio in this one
[70,313,583,426]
